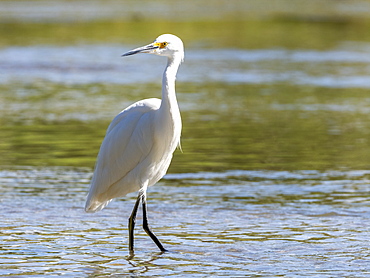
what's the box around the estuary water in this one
[1,167,370,277]
[2,43,370,86]
[1,0,370,276]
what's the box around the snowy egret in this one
[85,34,184,254]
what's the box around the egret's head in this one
[122,34,184,61]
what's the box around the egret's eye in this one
[153,42,168,49]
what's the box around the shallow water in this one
[2,44,370,86]
[1,0,370,276]
[1,43,370,170]
[1,167,370,277]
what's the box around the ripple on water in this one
[0,167,370,276]
[1,45,370,87]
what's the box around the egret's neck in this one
[159,53,183,148]
[161,54,182,110]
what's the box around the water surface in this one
[1,167,370,277]
[1,43,370,170]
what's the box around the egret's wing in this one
[85,98,161,211]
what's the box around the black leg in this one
[141,194,167,252]
[128,194,141,254]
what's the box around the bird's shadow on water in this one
[124,250,170,275]
[126,250,166,261]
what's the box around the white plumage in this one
[85,34,184,254]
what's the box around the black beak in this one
[122,44,159,57]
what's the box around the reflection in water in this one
[0,167,369,276]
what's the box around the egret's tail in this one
[85,197,111,213]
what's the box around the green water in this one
[1,1,370,172]
[1,0,370,276]
[2,82,370,171]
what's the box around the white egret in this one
[85,34,184,254]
